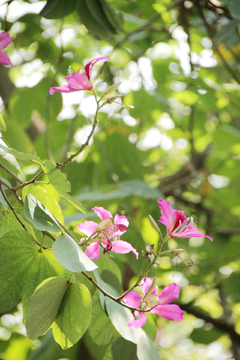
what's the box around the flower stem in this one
[117,234,170,301]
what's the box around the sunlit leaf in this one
[0,114,6,131]
[52,282,91,349]
[105,297,144,344]
[42,160,71,193]
[24,193,61,233]
[52,233,98,272]
[137,332,162,360]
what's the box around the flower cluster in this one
[77,206,138,260]
[0,32,13,65]
[123,277,184,328]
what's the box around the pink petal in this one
[0,32,13,50]
[172,209,187,232]
[158,283,180,304]
[66,69,91,90]
[105,240,138,258]
[84,56,110,82]
[49,84,72,95]
[123,291,142,308]
[151,304,184,321]
[77,220,98,237]
[128,311,146,328]
[112,214,129,236]
[141,277,158,295]
[93,206,112,220]
[85,242,100,259]
[173,224,213,241]
[158,199,175,232]
[0,51,12,65]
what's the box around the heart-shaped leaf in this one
[53,282,92,349]
[26,277,68,340]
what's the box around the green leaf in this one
[137,332,162,360]
[0,230,38,312]
[77,180,161,202]
[39,0,77,19]
[98,0,123,31]
[85,0,116,34]
[76,0,112,37]
[24,193,61,233]
[22,249,69,320]
[52,233,98,272]
[88,292,116,345]
[95,254,122,292]
[26,277,68,340]
[56,188,87,214]
[0,230,67,313]
[0,145,22,174]
[22,184,64,224]
[105,297,144,344]
[0,114,6,131]
[42,160,71,193]
[112,337,138,360]
[52,282,92,349]
[215,19,240,46]
[0,144,42,164]
[190,327,223,344]
[0,209,23,236]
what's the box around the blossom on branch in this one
[49,56,109,95]
[158,198,213,240]
[123,277,184,328]
[77,206,138,260]
[0,32,13,65]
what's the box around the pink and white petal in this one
[158,199,175,232]
[141,277,158,295]
[128,311,146,328]
[151,304,184,321]
[0,51,12,65]
[158,283,180,304]
[84,56,110,81]
[174,224,213,240]
[110,240,138,259]
[172,210,187,232]
[77,220,98,237]
[123,291,142,308]
[85,242,100,259]
[93,206,112,220]
[0,32,13,50]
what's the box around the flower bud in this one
[101,82,122,99]
[148,215,162,239]
[145,276,158,297]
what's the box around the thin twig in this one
[0,184,30,233]
[0,162,22,183]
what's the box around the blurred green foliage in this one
[0,0,240,359]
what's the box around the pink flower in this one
[0,32,13,65]
[77,206,138,260]
[49,56,109,95]
[123,277,184,328]
[158,199,213,241]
